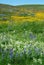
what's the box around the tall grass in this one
[0,21,44,65]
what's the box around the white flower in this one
[33,58,37,63]
[8,44,13,48]
[10,38,13,43]
[8,63,11,65]
[30,40,33,43]
[15,41,22,45]
[13,30,16,33]
[38,58,42,64]
[1,44,4,47]
[24,45,27,48]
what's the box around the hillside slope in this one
[0,4,44,16]
[0,4,44,22]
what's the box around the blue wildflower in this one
[29,33,36,40]
[9,48,14,59]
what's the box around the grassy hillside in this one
[0,4,44,22]
[0,4,44,15]
[0,4,44,65]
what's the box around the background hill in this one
[0,4,44,22]
[0,4,44,16]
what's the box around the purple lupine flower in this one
[15,52,19,58]
[9,48,14,59]
[30,33,33,39]
[1,50,5,60]
[0,48,2,52]
[28,49,32,55]
[34,47,41,55]
[2,53,5,59]
[23,48,26,54]
[29,33,36,40]
[20,52,23,57]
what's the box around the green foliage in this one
[0,4,44,65]
[0,21,44,65]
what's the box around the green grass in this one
[0,21,44,65]
[0,4,44,65]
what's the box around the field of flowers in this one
[0,21,44,65]
[11,12,44,22]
